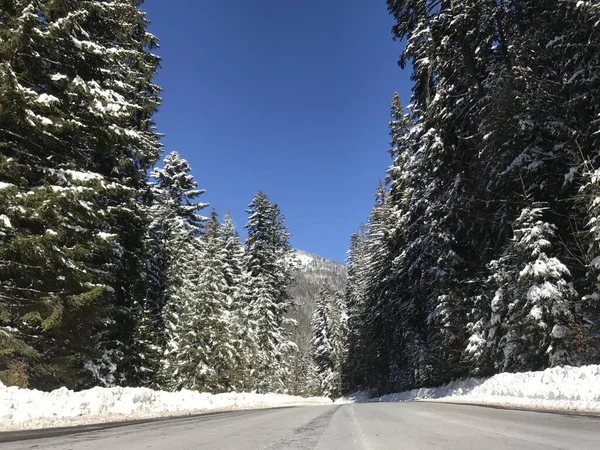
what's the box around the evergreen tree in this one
[165,210,237,392]
[242,191,297,393]
[219,212,244,297]
[342,227,369,392]
[148,152,207,389]
[310,288,335,397]
[328,290,348,397]
[217,212,248,389]
[0,0,161,389]
[310,287,348,398]
[500,206,580,371]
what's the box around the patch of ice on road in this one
[0,380,331,431]
[338,365,600,415]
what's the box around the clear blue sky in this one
[143,0,411,263]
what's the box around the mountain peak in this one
[293,249,345,269]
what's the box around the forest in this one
[1,0,600,400]
[340,0,600,395]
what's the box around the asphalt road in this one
[1,402,599,449]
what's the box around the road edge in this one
[0,405,301,443]
[419,399,600,418]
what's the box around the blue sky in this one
[143,0,411,263]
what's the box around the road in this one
[1,402,599,449]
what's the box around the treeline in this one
[0,1,299,394]
[342,0,600,394]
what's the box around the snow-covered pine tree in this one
[471,204,582,374]
[165,210,237,392]
[328,290,348,398]
[0,0,161,389]
[385,0,496,388]
[216,212,248,389]
[242,191,297,393]
[150,152,207,232]
[145,151,207,389]
[310,288,335,397]
[310,287,348,398]
[342,227,369,393]
[500,205,580,371]
[219,212,244,296]
[379,94,423,390]
[464,243,528,377]
[359,183,396,391]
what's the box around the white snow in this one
[36,93,60,105]
[337,365,600,414]
[26,110,53,126]
[50,73,68,81]
[0,381,331,431]
[0,214,12,228]
[64,169,103,182]
[97,231,116,240]
[564,166,579,184]
[295,251,315,268]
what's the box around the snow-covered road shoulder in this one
[0,382,331,431]
[337,365,600,415]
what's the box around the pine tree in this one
[165,210,237,391]
[360,184,395,390]
[146,151,207,389]
[500,206,580,371]
[0,0,161,389]
[342,227,369,393]
[310,287,348,398]
[242,191,297,393]
[219,212,244,297]
[310,288,335,397]
[217,212,247,390]
[328,290,348,397]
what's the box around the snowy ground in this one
[0,381,331,431]
[337,365,600,415]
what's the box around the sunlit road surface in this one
[1,402,599,449]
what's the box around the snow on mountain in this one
[287,250,347,370]
[291,249,346,286]
[288,249,346,315]
[294,250,316,268]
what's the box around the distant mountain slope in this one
[287,250,347,391]
[289,249,347,322]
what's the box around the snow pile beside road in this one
[339,365,600,414]
[0,380,331,431]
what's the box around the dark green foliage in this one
[344,0,600,395]
[0,0,161,389]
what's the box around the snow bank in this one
[0,380,331,431]
[337,365,600,414]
